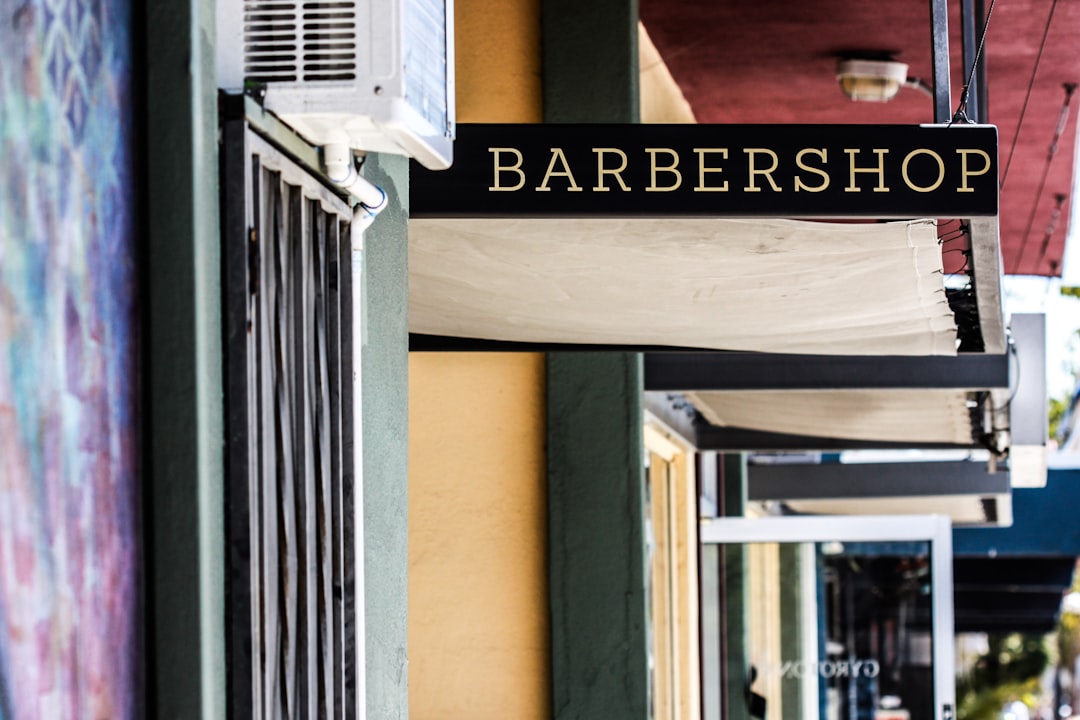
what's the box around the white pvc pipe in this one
[323,143,388,216]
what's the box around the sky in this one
[1003,192,1080,401]
[1004,274,1080,400]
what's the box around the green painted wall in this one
[144,0,225,716]
[360,153,410,720]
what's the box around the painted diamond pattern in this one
[80,18,102,83]
[64,0,85,43]
[41,0,57,37]
[36,0,103,144]
[46,31,70,97]
[1,0,138,715]
[66,77,87,140]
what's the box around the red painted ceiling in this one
[640,0,1080,276]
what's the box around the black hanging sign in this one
[410,123,998,218]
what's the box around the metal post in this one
[930,0,953,123]
[961,0,982,121]
[976,0,990,121]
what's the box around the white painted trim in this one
[798,541,820,720]
[352,221,367,720]
[701,514,956,719]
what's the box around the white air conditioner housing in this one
[218,0,455,170]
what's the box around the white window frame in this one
[700,514,956,720]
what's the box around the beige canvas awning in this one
[685,389,976,445]
[409,217,958,355]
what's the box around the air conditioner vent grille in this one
[244,0,357,83]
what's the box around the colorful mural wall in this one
[0,0,137,716]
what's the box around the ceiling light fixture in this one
[837,59,910,102]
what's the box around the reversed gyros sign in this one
[763,659,882,680]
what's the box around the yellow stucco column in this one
[408,2,549,719]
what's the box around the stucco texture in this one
[408,352,549,720]
[408,2,550,719]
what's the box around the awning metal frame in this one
[747,461,1010,501]
[643,351,1009,391]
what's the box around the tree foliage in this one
[1050,395,1071,440]
[1057,561,1080,681]
[1048,287,1080,439]
[1060,286,1080,300]
[956,634,1050,720]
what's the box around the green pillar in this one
[702,541,722,720]
[779,544,806,720]
[543,1,645,718]
[360,154,410,720]
[542,0,639,124]
[723,453,751,720]
[547,354,648,720]
[144,0,225,715]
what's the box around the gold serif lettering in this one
[845,148,889,193]
[645,148,682,192]
[694,148,729,192]
[593,148,632,192]
[794,148,829,192]
[956,149,992,192]
[536,148,583,192]
[901,148,945,192]
[744,148,782,192]
[488,147,525,191]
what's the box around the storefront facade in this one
[2,0,1077,717]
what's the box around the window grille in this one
[222,121,358,719]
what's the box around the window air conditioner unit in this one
[218,0,455,170]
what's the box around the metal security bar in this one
[222,116,357,719]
